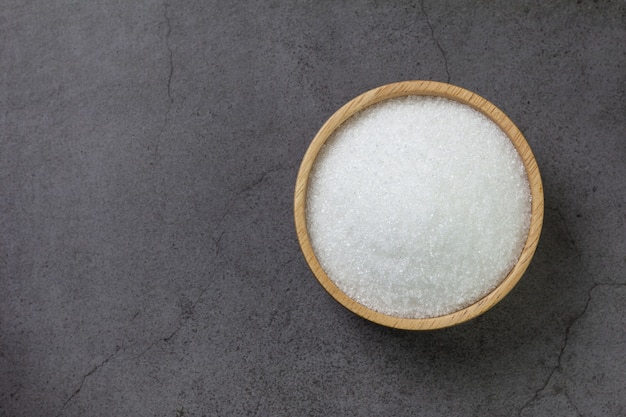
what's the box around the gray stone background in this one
[1,1,625,416]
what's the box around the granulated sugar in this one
[306,96,531,318]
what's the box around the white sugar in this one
[306,96,531,318]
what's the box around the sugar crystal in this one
[306,96,531,318]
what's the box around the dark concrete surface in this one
[1,1,625,416]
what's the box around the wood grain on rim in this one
[294,80,544,330]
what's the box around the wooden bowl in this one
[294,80,544,330]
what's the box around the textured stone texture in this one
[0,1,624,416]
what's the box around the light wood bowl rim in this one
[294,80,544,330]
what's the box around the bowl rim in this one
[294,80,544,330]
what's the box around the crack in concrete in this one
[277,253,300,270]
[421,0,450,83]
[215,164,295,228]
[54,143,290,412]
[55,347,121,417]
[555,208,591,278]
[517,207,592,416]
[235,164,293,197]
[164,4,174,103]
[564,391,583,417]
[134,164,295,358]
[212,229,226,254]
[134,261,224,360]
[134,325,183,359]
[517,281,625,416]
[516,292,589,416]
[154,3,174,158]
[154,3,174,160]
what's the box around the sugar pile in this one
[306,96,531,318]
